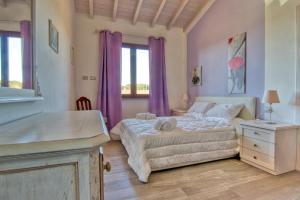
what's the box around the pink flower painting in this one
[228,56,245,70]
[227,33,246,94]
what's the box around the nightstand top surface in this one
[171,108,188,113]
[240,120,298,131]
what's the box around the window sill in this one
[122,95,149,99]
[0,96,44,104]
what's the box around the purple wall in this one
[187,0,265,116]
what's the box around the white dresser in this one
[0,111,110,200]
[240,120,298,175]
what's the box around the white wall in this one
[35,0,76,111]
[0,2,31,31]
[0,0,76,125]
[74,14,187,118]
[265,0,300,170]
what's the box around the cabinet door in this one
[0,163,78,200]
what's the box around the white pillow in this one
[205,103,244,120]
[188,102,216,114]
[185,112,205,120]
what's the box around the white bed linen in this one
[114,115,241,182]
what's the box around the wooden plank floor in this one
[103,141,300,200]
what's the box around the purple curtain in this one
[148,37,170,116]
[20,20,32,89]
[96,31,122,130]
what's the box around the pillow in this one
[188,102,216,114]
[205,103,244,120]
[185,112,205,120]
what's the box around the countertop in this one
[240,120,299,131]
[0,111,110,158]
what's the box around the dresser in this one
[0,111,110,200]
[240,120,298,175]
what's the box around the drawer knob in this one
[253,144,258,147]
[253,156,257,160]
[104,162,111,172]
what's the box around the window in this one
[0,31,23,89]
[121,43,149,98]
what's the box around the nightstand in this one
[240,120,298,175]
[171,108,188,116]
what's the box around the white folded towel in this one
[154,118,177,132]
[136,112,157,120]
[154,120,164,130]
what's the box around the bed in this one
[111,96,256,182]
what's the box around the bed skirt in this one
[120,132,238,182]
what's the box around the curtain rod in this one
[94,29,150,39]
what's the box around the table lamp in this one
[262,90,280,123]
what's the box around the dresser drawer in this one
[241,148,275,171]
[242,136,275,157]
[243,128,275,143]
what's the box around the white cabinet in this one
[0,111,110,200]
[240,120,298,175]
[0,150,102,200]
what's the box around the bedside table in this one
[240,120,298,175]
[171,108,188,116]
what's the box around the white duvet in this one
[111,114,242,182]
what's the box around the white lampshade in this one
[262,90,280,104]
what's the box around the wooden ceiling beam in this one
[0,0,7,7]
[151,0,167,27]
[112,0,119,21]
[133,0,144,25]
[88,0,94,18]
[167,0,189,29]
[184,0,215,33]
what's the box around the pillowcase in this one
[185,112,205,120]
[188,102,216,114]
[205,103,244,120]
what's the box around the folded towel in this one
[154,119,164,130]
[136,113,157,120]
[154,118,177,132]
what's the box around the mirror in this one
[0,0,33,90]
[264,0,300,121]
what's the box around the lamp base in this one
[265,104,274,122]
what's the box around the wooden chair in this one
[76,96,111,199]
[76,96,92,110]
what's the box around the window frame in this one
[121,43,150,99]
[0,31,21,88]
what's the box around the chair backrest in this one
[76,96,92,110]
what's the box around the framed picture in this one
[227,33,246,94]
[49,19,59,53]
[192,66,202,86]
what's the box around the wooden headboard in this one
[195,96,256,120]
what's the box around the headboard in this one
[195,96,256,120]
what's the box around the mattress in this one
[113,115,241,182]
